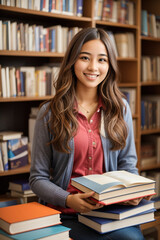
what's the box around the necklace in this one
[78,102,98,114]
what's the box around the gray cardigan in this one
[29,99,138,208]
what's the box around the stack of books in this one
[0,202,71,240]
[0,131,28,171]
[71,170,156,234]
[8,179,37,204]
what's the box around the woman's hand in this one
[66,192,104,213]
[120,195,152,206]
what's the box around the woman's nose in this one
[87,60,98,71]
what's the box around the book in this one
[81,199,155,220]
[7,137,28,170]
[8,179,33,194]
[0,147,4,171]
[0,131,23,141]
[141,10,148,36]
[0,225,70,240]
[71,170,155,204]
[0,202,61,234]
[78,209,155,234]
[0,199,18,208]
[0,141,8,171]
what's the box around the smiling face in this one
[74,39,109,91]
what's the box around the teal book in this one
[141,10,148,36]
[0,225,70,240]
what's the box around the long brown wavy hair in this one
[44,27,128,153]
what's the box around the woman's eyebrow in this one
[79,52,108,57]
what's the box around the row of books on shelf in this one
[0,20,81,52]
[120,87,136,115]
[141,135,160,168]
[141,10,160,38]
[0,65,60,98]
[94,0,135,25]
[0,0,83,17]
[107,31,135,58]
[0,131,29,171]
[141,56,160,82]
[141,96,160,130]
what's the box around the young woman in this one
[29,28,146,240]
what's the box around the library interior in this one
[0,0,160,240]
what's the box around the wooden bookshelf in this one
[0,0,160,232]
[140,0,160,175]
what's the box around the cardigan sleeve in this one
[29,104,70,207]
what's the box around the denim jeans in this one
[61,214,145,240]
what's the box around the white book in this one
[141,57,147,82]
[1,68,7,97]
[55,25,63,53]
[110,0,118,23]
[11,22,17,51]
[7,21,11,51]
[114,33,128,58]
[128,1,135,25]
[9,67,17,97]
[0,21,3,50]
[28,26,33,51]
[5,67,10,97]
[0,141,8,171]
[24,23,29,51]
[0,148,4,172]
[127,33,135,58]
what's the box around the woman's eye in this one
[99,58,107,62]
[80,56,89,60]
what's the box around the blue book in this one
[77,0,83,16]
[82,199,155,220]
[141,10,148,36]
[78,209,156,234]
[0,225,70,240]
[0,200,18,208]
[8,179,31,192]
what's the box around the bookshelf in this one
[140,0,160,172]
[0,0,160,232]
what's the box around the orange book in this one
[0,202,61,235]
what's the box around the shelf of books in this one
[140,0,160,237]
[0,0,160,235]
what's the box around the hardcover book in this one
[0,202,61,234]
[0,225,70,240]
[8,179,32,194]
[7,137,28,169]
[78,209,155,234]
[0,131,23,141]
[71,170,155,205]
[82,199,155,220]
